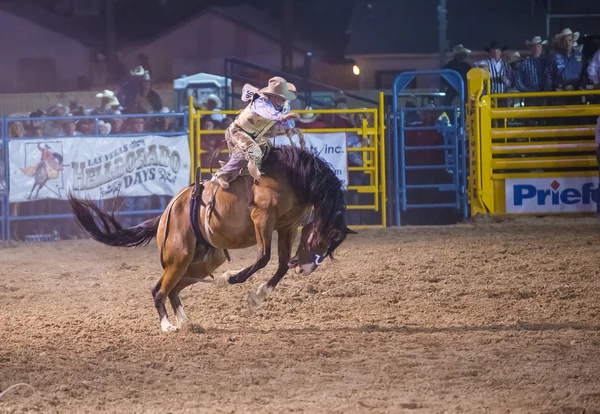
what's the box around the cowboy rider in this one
[212,76,299,189]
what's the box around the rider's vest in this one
[234,96,278,139]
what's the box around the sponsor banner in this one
[506,177,599,213]
[9,135,190,202]
[271,133,349,189]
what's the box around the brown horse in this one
[69,145,355,332]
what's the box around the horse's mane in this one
[263,145,349,257]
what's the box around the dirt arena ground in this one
[1,216,600,413]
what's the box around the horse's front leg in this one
[216,207,274,287]
[247,226,296,311]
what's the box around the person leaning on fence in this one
[211,77,299,189]
[442,44,472,106]
[475,40,512,94]
[586,48,600,89]
[516,36,548,94]
[544,28,585,92]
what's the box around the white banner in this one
[271,133,349,189]
[8,135,190,202]
[506,177,599,213]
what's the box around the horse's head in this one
[288,221,357,276]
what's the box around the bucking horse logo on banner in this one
[20,143,65,200]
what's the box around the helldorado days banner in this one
[8,135,191,202]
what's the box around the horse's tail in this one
[68,194,159,248]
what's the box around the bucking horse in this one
[69,145,355,332]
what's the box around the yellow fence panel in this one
[467,69,600,216]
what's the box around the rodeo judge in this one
[212,76,299,189]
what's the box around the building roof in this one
[0,0,102,48]
[346,0,600,56]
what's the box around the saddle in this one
[189,165,256,263]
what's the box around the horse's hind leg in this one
[152,233,196,332]
[168,248,227,327]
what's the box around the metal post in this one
[545,0,551,39]
[438,0,447,68]
[281,0,294,73]
[304,52,312,107]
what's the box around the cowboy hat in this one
[107,96,120,107]
[297,106,319,123]
[484,40,508,52]
[205,94,222,108]
[507,51,522,64]
[556,28,580,43]
[452,44,471,55]
[130,66,145,76]
[259,77,297,101]
[526,36,548,46]
[96,89,115,99]
[98,120,112,134]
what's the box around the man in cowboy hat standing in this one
[442,44,472,106]
[544,28,584,91]
[475,40,512,94]
[586,47,600,89]
[212,76,298,189]
[516,36,548,93]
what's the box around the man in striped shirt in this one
[475,40,512,94]
[516,36,547,93]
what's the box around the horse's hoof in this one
[162,324,180,333]
[216,272,231,288]
[247,291,260,312]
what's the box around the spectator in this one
[587,48,600,89]
[201,119,215,130]
[135,71,162,113]
[516,36,547,93]
[98,120,112,135]
[93,90,120,115]
[109,111,125,135]
[475,40,512,94]
[118,66,145,111]
[32,127,43,137]
[125,117,146,134]
[507,51,522,92]
[442,44,472,105]
[136,53,152,78]
[57,115,83,136]
[545,28,584,91]
[9,121,25,138]
[204,94,226,122]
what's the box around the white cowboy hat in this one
[452,44,471,55]
[159,107,171,113]
[507,51,522,64]
[98,120,112,134]
[259,77,297,101]
[107,96,120,107]
[130,66,145,76]
[526,36,548,46]
[297,106,319,123]
[205,94,222,108]
[556,28,580,43]
[96,89,115,99]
